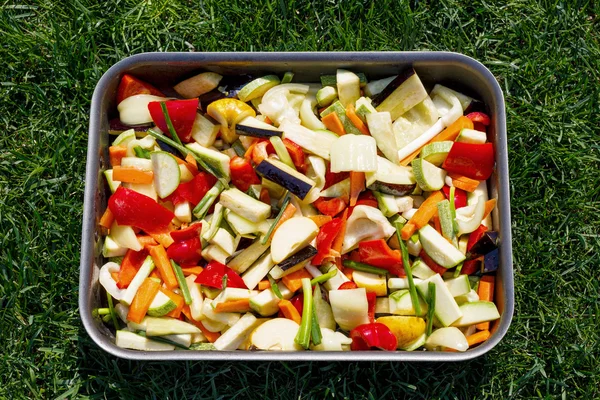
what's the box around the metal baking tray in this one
[80,52,513,361]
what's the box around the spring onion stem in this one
[342,260,388,276]
[396,222,421,316]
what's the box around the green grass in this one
[1,0,599,398]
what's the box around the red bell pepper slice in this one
[354,191,379,208]
[170,223,202,242]
[194,261,247,289]
[350,323,397,351]
[338,281,358,290]
[116,74,164,104]
[230,156,260,192]
[466,112,491,126]
[442,142,495,180]
[148,99,199,143]
[167,236,202,265]
[251,140,275,165]
[312,218,344,265]
[282,138,307,173]
[419,250,447,274]
[117,248,149,289]
[460,258,482,275]
[366,292,377,323]
[259,187,271,205]
[358,239,405,277]
[442,185,468,209]
[324,166,349,190]
[467,224,489,252]
[166,172,217,206]
[290,293,304,316]
[108,187,175,234]
[314,197,347,216]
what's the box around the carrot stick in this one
[476,275,495,330]
[349,171,365,207]
[258,279,271,291]
[264,116,274,125]
[112,166,154,184]
[162,288,185,318]
[214,299,251,313]
[127,278,161,323]
[448,173,481,192]
[148,245,179,290]
[278,299,302,324]
[331,208,349,255]
[180,266,204,276]
[149,269,162,281]
[184,153,200,175]
[181,306,221,342]
[345,104,370,135]
[467,330,491,347]
[400,116,474,166]
[149,230,175,248]
[482,199,497,220]
[99,208,114,229]
[308,215,333,227]
[136,235,158,249]
[111,271,120,282]
[322,112,346,135]
[433,215,442,235]
[268,203,297,241]
[401,191,445,240]
[281,268,313,293]
[109,145,127,167]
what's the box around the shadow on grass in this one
[75,325,493,399]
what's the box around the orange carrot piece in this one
[161,288,185,318]
[184,153,200,175]
[258,279,271,291]
[149,269,162,281]
[281,268,313,293]
[111,271,120,282]
[467,330,491,347]
[308,214,333,227]
[214,299,251,313]
[243,139,259,162]
[321,112,346,135]
[278,299,302,324]
[400,116,474,166]
[264,116,274,125]
[331,208,350,255]
[109,145,127,167]
[112,166,154,184]
[149,230,175,248]
[349,171,365,207]
[148,245,179,290]
[136,235,158,249]
[476,275,495,330]
[483,199,497,220]
[433,215,442,235]
[447,173,481,192]
[99,208,114,229]
[345,104,370,135]
[341,266,354,281]
[127,278,161,324]
[268,203,297,240]
[180,266,204,276]
[401,191,445,240]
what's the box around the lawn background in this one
[1,0,599,398]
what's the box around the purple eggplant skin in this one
[277,245,318,271]
[198,74,256,110]
[467,231,498,259]
[235,124,282,139]
[482,248,499,273]
[371,68,417,108]
[109,118,151,134]
[255,160,313,200]
[367,181,416,197]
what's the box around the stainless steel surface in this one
[80,52,513,361]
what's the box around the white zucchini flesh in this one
[280,120,337,160]
[250,318,304,351]
[425,327,468,352]
[191,113,221,148]
[120,256,155,306]
[213,313,258,351]
[329,288,370,331]
[310,328,352,351]
[397,119,445,162]
[202,298,241,327]
[117,94,170,125]
[270,217,319,264]
[116,330,175,351]
[144,317,202,336]
[174,201,192,223]
[174,72,223,98]
[151,151,180,199]
[185,274,204,321]
[366,111,399,163]
[242,253,275,290]
[415,274,463,327]
[110,221,142,252]
[336,69,361,107]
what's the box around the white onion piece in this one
[425,327,468,352]
[117,94,169,125]
[330,135,377,173]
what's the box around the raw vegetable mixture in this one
[96,67,501,352]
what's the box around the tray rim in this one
[80,51,513,361]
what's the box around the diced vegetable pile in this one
[97,68,501,352]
